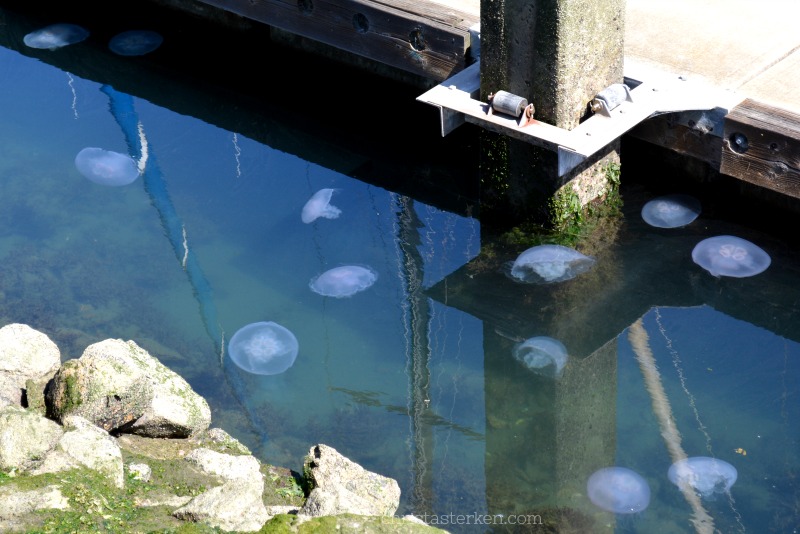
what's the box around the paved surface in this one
[445,0,800,113]
[626,0,800,113]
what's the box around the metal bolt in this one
[730,133,749,153]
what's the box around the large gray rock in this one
[45,339,211,438]
[32,415,125,488]
[173,448,268,532]
[0,405,63,471]
[0,324,60,407]
[299,444,401,518]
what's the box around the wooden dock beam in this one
[192,0,479,81]
[478,0,625,228]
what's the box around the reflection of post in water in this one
[100,85,269,448]
[394,194,434,517]
[628,318,715,534]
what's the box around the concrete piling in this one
[479,0,625,228]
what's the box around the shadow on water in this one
[0,0,480,217]
[1,2,799,533]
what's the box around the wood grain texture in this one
[198,0,478,80]
[721,98,800,198]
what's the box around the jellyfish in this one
[23,23,89,50]
[75,147,140,186]
[301,188,341,224]
[310,265,377,298]
[668,457,737,498]
[692,235,770,278]
[641,194,702,228]
[109,30,163,56]
[512,336,568,379]
[228,321,299,375]
[587,467,651,514]
[505,244,595,284]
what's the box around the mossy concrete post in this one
[479,0,625,228]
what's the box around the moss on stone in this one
[260,513,446,533]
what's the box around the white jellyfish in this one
[668,457,738,499]
[587,466,651,514]
[692,235,770,278]
[641,194,702,228]
[301,188,341,224]
[309,265,377,298]
[23,23,89,50]
[228,321,299,375]
[75,147,140,186]
[512,336,568,379]
[506,244,595,284]
[109,30,163,56]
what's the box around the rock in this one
[32,415,125,488]
[0,326,436,533]
[127,462,151,481]
[45,339,211,438]
[0,324,60,407]
[173,448,269,532]
[184,447,262,481]
[0,484,69,531]
[299,444,401,517]
[0,405,63,472]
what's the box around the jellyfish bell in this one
[301,188,341,224]
[587,467,651,514]
[310,265,377,298]
[228,321,299,375]
[505,244,595,284]
[692,235,770,278]
[513,336,568,379]
[668,457,738,499]
[109,30,163,56]
[75,147,140,186]
[641,193,702,228]
[23,23,89,50]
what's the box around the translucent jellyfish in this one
[506,244,595,284]
[668,457,738,498]
[692,235,770,278]
[301,188,341,224]
[23,23,89,50]
[587,467,651,514]
[228,321,299,375]
[512,336,568,379]
[75,147,140,186]
[641,194,702,228]
[109,30,163,56]
[310,265,377,298]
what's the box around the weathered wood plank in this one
[628,110,726,169]
[197,0,477,80]
[721,98,800,198]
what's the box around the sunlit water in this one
[1,9,799,533]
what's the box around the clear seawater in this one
[0,5,798,533]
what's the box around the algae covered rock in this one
[46,339,210,438]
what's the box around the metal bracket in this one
[417,60,744,176]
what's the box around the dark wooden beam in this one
[197,0,478,81]
[721,98,800,198]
